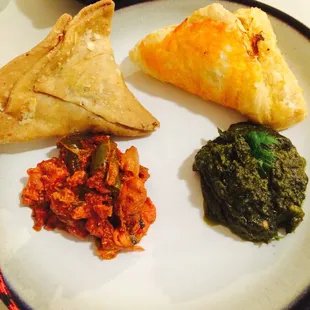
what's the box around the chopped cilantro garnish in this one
[246,131,278,174]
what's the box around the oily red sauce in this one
[22,134,156,259]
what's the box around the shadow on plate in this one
[20,176,28,187]
[18,177,28,208]
[178,148,245,243]
[0,137,56,154]
[0,134,144,156]
[178,148,204,217]
[112,134,151,143]
[47,147,59,158]
[120,57,246,131]
[14,0,83,29]
[0,0,10,13]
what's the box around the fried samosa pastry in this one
[0,0,159,144]
[129,3,307,130]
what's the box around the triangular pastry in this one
[0,0,159,144]
[129,3,307,130]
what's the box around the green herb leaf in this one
[246,131,278,174]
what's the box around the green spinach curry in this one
[193,122,308,243]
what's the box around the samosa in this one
[0,0,159,144]
[129,3,307,130]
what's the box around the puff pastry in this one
[130,3,307,130]
[0,0,159,144]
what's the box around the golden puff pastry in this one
[0,0,159,144]
[129,3,307,130]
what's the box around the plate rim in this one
[1,0,310,309]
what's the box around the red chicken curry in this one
[22,134,156,259]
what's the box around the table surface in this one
[0,0,309,309]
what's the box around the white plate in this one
[0,1,310,309]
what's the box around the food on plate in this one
[0,0,159,144]
[22,134,156,259]
[193,122,308,243]
[129,3,307,130]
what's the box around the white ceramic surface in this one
[0,1,309,310]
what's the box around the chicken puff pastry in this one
[0,0,159,144]
[130,3,307,130]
